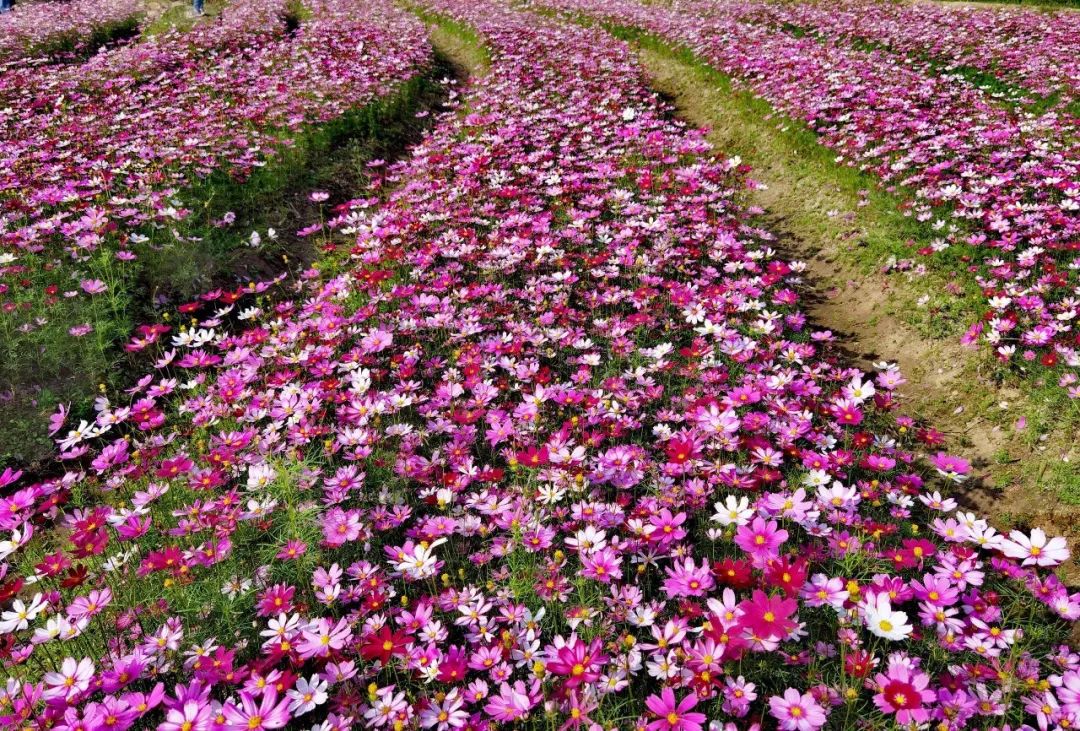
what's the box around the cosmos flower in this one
[1001,528,1070,567]
[872,662,936,725]
[545,636,608,689]
[644,688,707,731]
[0,2,1073,730]
[863,594,914,641]
[769,688,828,731]
[734,517,789,564]
[221,689,291,731]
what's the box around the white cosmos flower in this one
[246,463,277,491]
[396,538,447,580]
[0,526,32,562]
[863,594,913,641]
[57,420,102,450]
[32,615,69,645]
[536,484,566,505]
[0,593,47,634]
[1001,528,1070,567]
[288,675,328,715]
[711,495,753,527]
[844,377,875,404]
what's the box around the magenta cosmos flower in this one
[644,688,707,731]
[734,517,789,564]
[872,662,936,725]
[545,635,608,688]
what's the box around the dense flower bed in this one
[0,0,429,260]
[0,0,431,370]
[537,0,1080,392]
[699,0,1080,104]
[0,0,274,104]
[0,1,1075,729]
[0,0,144,67]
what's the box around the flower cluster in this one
[0,0,431,383]
[0,0,145,67]
[717,0,1080,103]
[538,0,1080,389]
[0,1,1076,730]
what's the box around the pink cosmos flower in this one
[43,657,96,702]
[1056,669,1080,715]
[159,701,214,731]
[484,680,539,722]
[419,689,468,730]
[66,587,112,621]
[663,557,715,597]
[769,688,827,731]
[929,453,971,483]
[361,328,394,354]
[47,403,69,436]
[872,663,936,725]
[297,618,352,659]
[734,517,788,564]
[80,279,107,295]
[276,540,308,560]
[580,546,622,583]
[800,574,848,610]
[545,635,608,688]
[722,675,757,717]
[644,687,706,731]
[741,590,799,641]
[222,689,291,731]
[650,509,688,546]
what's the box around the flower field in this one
[538,0,1080,388]
[0,0,145,66]
[0,0,432,463]
[698,0,1080,104]
[0,0,1078,730]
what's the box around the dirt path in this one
[427,22,490,75]
[635,46,1080,567]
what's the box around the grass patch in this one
[143,0,230,35]
[30,14,142,60]
[137,67,448,300]
[406,3,493,73]
[609,25,985,329]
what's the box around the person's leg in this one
[193,0,204,15]
[0,0,12,15]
